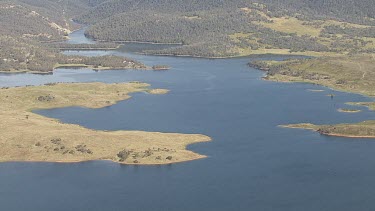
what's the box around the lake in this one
[1,28,375,211]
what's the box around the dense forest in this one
[72,0,375,57]
[76,0,375,24]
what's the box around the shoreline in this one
[280,124,375,139]
[94,39,183,45]
[0,64,152,74]
[318,133,375,139]
[0,154,209,166]
[139,52,313,59]
[58,47,119,51]
[54,64,152,71]
[262,75,375,98]
[0,69,53,74]
[0,52,313,74]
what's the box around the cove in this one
[1,28,375,211]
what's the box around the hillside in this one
[74,0,375,57]
[0,0,98,41]
[1,0,375,69]
[0,0,147,72]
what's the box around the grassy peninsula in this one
[250,55,375,96]
[250,54,375,138]
[0,82,210,164]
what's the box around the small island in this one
[281,122,375,138]
[307,89,325,92]
[54,55,149,71]
[337,108,362,113]
[0,82,211,164]
[152,65,170,70]
[147,89,170,94]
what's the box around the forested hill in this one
[1,0,374,69]
[77,0,375,25]
[74,0,375,57]
[0,0,107,41]
[0,0,144,73]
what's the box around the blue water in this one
[1,29,375,211]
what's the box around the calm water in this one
[1,29,375,211]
